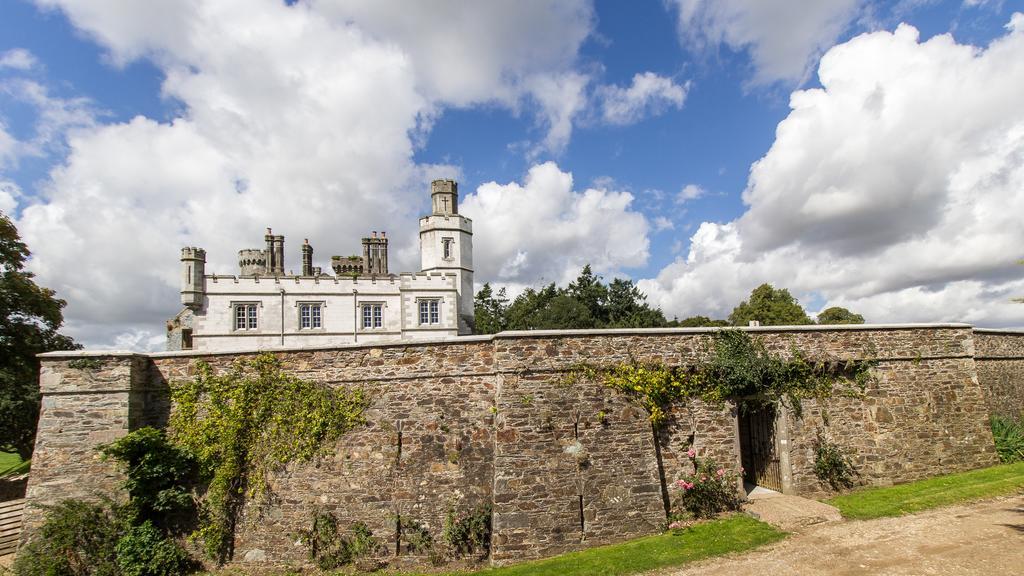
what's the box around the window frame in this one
[418,298,441,326]
[360,302,385,330]
[232,302,260,331]
[298,302,324,330]
[442,237,454,260]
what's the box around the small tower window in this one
[299,303,322,329]
[442,237,454,260]
[418,299,440,325]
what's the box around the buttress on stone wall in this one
[25,324,1012,568]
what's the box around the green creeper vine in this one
[570,330,876,426]
[170,353,369,563]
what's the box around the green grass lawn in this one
[826,461,1024,520]
[425,515,784,576]
[0,451,29,476]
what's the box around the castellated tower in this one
[420,179,474,334]
[180,247,206,308]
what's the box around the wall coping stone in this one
[973,328,1024,335]
[40,323,975,359]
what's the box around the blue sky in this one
[1,0,1023,348]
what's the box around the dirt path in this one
[663,495,1024,576]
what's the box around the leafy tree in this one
[816,306,865,325]
[672,315,730,328]
[605,278,667,328]
[525,294,595,329]
[504,283,559,331]
[473,283,509,334]
[474,265,670,333]
[727,283,812,326]
[0,211,78,459]
[566,265,609,324]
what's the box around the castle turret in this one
[420,179,474,333]
[431,179,458,215]
[180,247,206,308]
[238,248,267,275]
[301,239,314,276]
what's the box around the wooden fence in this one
[0,498,24,556]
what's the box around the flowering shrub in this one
[671,450,742,520]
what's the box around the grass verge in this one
[827,461,1024,520]
[428,514,784,576]
[0,451,29,477]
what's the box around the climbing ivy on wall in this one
[570,330,876,426]
[170,353,369,563]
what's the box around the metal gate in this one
[739,405,782,492]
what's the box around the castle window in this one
[299,303,322,329]
[233,303,258,330]
[361,303,383,329]
[442,237,454,260]
[418,299,440,325]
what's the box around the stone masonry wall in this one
[974,329,1024,420]
[26,324,1004,568]
[22,354,148,535]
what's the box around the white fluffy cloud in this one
[0,49,38,71]
[598,72,688,125]
[641,15,1024,327]
[668,0,863,84]
[11,0,605,347]
[460,162,650,285]
[675,183,705,204]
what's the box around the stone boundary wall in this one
[974,329,1024,420]
[24,324,1002,568]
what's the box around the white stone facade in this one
[168,180,473,352]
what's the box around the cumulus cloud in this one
[0,78,97,167]
[0,180,21,214]
[12,0,600,347]
[667,0,863,84]
[0,49,38,70]
[460,162,650,285]
[640,16,1024,327]
[675,183,705,204]
[598,72,688,125]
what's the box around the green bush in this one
[991,415,1024,463]
[442,504,492,557]
[813,433,857,490]
[99,427,198,532]
[115,522,193,576]
[13,500,195,576]
[14,499,122,576]
[670,453,741,521]
[299,511,381,570]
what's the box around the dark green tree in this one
[605,278,667,328]
[0,211,78,459]
[816,306,865,325]
[473,283,509,334]
[566,265,609,324]
[728,283,812,327]
[672,315,730,328]
[504,283,559,330]
[524,294,595,329]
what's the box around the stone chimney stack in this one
[360,231,389,275]
[301,238,314,276]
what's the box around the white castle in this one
[167,179,473,352]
